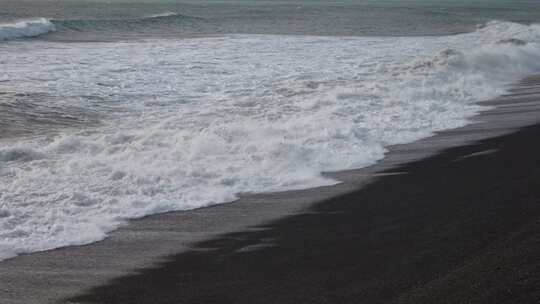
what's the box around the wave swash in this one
[0,21,540,260]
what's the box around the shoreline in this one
[1,76,540,303]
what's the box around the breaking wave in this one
[0,18,55,41]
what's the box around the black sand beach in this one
[2,77,540,303]
[68,87,540,303]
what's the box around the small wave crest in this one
[0,18,55,41]
[145,11,181,19]
[52,12,200,32]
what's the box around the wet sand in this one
[1,76,540,303]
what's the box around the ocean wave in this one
[51,12,201,32]
[0,21,539,260]
[0,18,55,41]
[0,13,200,41]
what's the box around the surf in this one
[0,21,539,261]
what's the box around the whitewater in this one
[0,18,55,41]
[1,20,540,261]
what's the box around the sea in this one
[1,0,540,261]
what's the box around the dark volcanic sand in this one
[67,106,540,302]
[2,77,540,304]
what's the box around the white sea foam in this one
[0,21,539,261]
[0,18,55,41]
